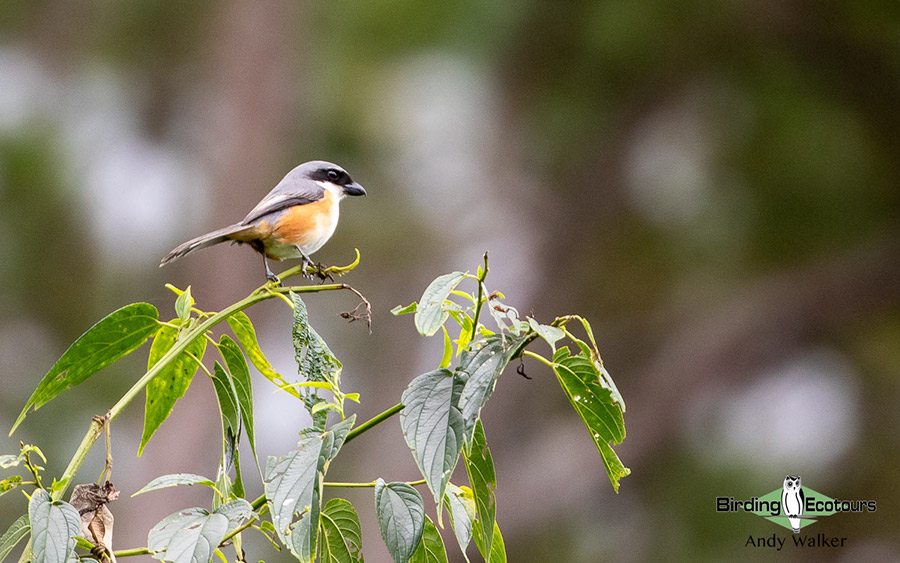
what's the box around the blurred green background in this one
[1,2,899,561]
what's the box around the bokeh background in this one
[2,2,899,561]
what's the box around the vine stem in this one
[344,402,404,445]
[51,273,361,502]
[470,251,489,334]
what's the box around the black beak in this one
[343,182,366,197]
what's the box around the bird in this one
[781,475,804,533]
[160,160,366,282]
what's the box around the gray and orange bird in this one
[160,161,366,282]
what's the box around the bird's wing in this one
[241,177,325,225]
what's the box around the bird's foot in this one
[301,257,334,282]
[314,262,334,283]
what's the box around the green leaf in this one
[213,498,253,529]
[291,293,342,385]
[292,292,342,428]
[175,285,193,321]
[210,362,244,499]
[571,316,626,411]
[140,320,207,455]
[147,507,229,563]
[264,427,346,562]
[374,479,425,563]
[324,416,356,460]
[319,499,363,563]
[391,302,417,316]
[400,369,465,504]
[415,272,466,336]
[527,318,564,352]
[12,303,160,433]
[463,421,496,560]
[472,520,506,563]
[210,363,241,447]
[0,476,22,498]
[486,295,520,334]
[218,335,256,461]
[0,514,29,562]
[265,435,323,558]
[409,516,448,563]
[132,473,217,497]
[226,311,300,399]
[0,455,19,469]
[552,347,629,492]
[442,484,475,558]
[29,489,80,563]
[456,334,528,443]
[438,327,453,369]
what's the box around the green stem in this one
[344,403,404,445]
[51,279,354,501]
[115,547,151,558]
[470,252,489,333]
[220,515,258,544]
[523,350,554,367]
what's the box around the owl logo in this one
[781,475,804,533]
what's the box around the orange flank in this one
[272,189,339,255]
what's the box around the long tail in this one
[160,223,256,267]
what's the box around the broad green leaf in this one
[226,311,300,399]
[390,302,417,316]
[147,507,229,563]
[140,321,207,455]
[319,499,363,563]
[415,272,466,336]
[132,473,217,497]
[292,292,343,429]
[0,476,22,498]
[374,479,425,563]
[175,285,193,321]
[264,428,345,562]
[210,362,242,497]
[29,489,80,563]
[218,335,256,461]
[527,318,564,352]
[400,369,465,503]
[463,421,495,559]
[552,347,629,492]
[213,498,253,529]
[12,303,160,433]
[0,514,29,562]
[213,470,234,511]
[456,334,528,443]
[569,316,625,411]
[472,520,506,563]
[324,416,356,460]
[442,484,475,558]
[409,516,448,563]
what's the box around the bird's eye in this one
[327,169,340,181]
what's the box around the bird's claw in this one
[301,258,334,282]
